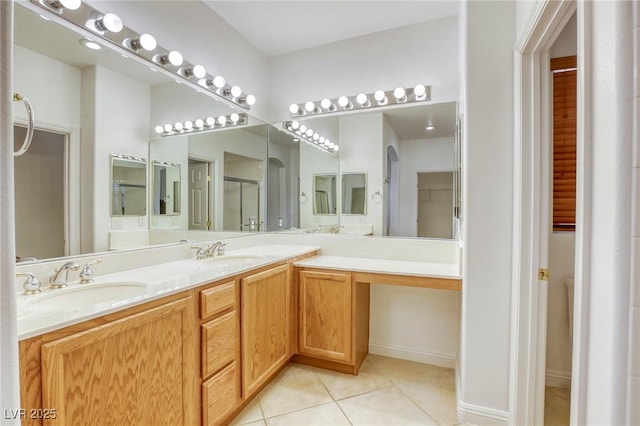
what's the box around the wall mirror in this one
[313,174,338,215]
[111,155,147,217]
[152,161,181,216]
[265,125,300,231]
[270,101,459,238]
[341,173,367,215]
[13,2,250,261]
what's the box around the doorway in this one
[416,171,454,239]
[385,145,399,236]
[188,159,211,230]
[223,178,260,231]
[14,125,67,260]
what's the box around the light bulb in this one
[95,13,123,33]
[154,125,164,134]
[426,125,435,131]
[210,75,226,89]
[128,33,156,52]
[328,141,335,149]
[356,93,369,106]
[184,121,193,130]
[205,117,215,127]
[163,124,173,133]
[338,96,349,107]
[414,84,427,98]
[184,65,206,78]
[319,136,325,144]
[194,119,204,129]
[305,129,313,137]
[374,89,387,103]
[299,125,307,133]
[49,0,81,10]
[304,101,316,112]
[158,51,183,67]
[289,104,300,114]
[230,86,242,98]
[174,122,184,131]
[245,94,256,105]
[230,113,240,123]
[393,87,406,101]
[217,116,227,125]
[313,133,319,140]
[333,145,340,152]
[320,98,332,110]
[291,121,300,130]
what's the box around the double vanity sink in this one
[16,248,298,339]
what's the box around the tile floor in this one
[230,355,459,426]
[544,386,570,426]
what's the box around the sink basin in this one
[20,282,148,312]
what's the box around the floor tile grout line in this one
[391,380,442,425]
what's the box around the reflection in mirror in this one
[111,155,147,217]
[313,174,337,215]
[342,173,367,215]
[153,161,181,215]
[266,125,300,231]
[187,123,268,232]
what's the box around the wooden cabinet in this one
[199,280,240,426]
[241,264,291,397]
[34,295,197,426]
[296,269,370,375]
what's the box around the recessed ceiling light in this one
[293,138,300,143]
[425,125,435,131]
[79,38,101,50]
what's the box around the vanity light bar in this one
[153,160,180,167]
[30,0,256,110]
[288,84,431,118]
[155,113,248,137]
[282,121,339,154]
[112,154,145,162]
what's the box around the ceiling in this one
[204,1,459,57]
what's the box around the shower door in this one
[223,177,260,231]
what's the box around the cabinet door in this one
[299,270,353,363]
[202,361,240,426]
[40,297,196,426]
[241,264,290,396]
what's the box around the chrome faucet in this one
[16,272,41,295]
[332,225,344,234]
[306,225,322,235]
[49,261,79,289]
[205,241,227,258]
[79,259,102,284]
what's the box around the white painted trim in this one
[457,399,509,426]
[546,369,572,389]
[368,343,456,369]
[510,1,577,425]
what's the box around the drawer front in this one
[202,361,239,426]
[202,311,237,378]
[200,281,235,319]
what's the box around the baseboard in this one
[546,368,572,389]
[457,400,509,425]
[368,342,456,368]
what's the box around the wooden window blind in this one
[551,55,577,232]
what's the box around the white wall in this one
[398,137,455,238]
[458,1,515,423]
[268,16,459,122]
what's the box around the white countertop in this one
[294,255,461,280]
[17,245,318,340]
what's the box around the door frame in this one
[14,119,78,256]
[510,1,586,425]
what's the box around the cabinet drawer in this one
[202,361,239,426]
[200,281,236,319]
[202,310,237,378]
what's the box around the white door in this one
[189,161,209,230]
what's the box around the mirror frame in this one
[312,173,337,215]
[111,154,147,217]
[152,160,181,216]
[340,172,367,215]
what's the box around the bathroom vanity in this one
[15,238,461,426]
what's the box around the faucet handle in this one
[191,246,206,260]
[217,241,227,256]
[17,272,41,295]
[80,259,102,284]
